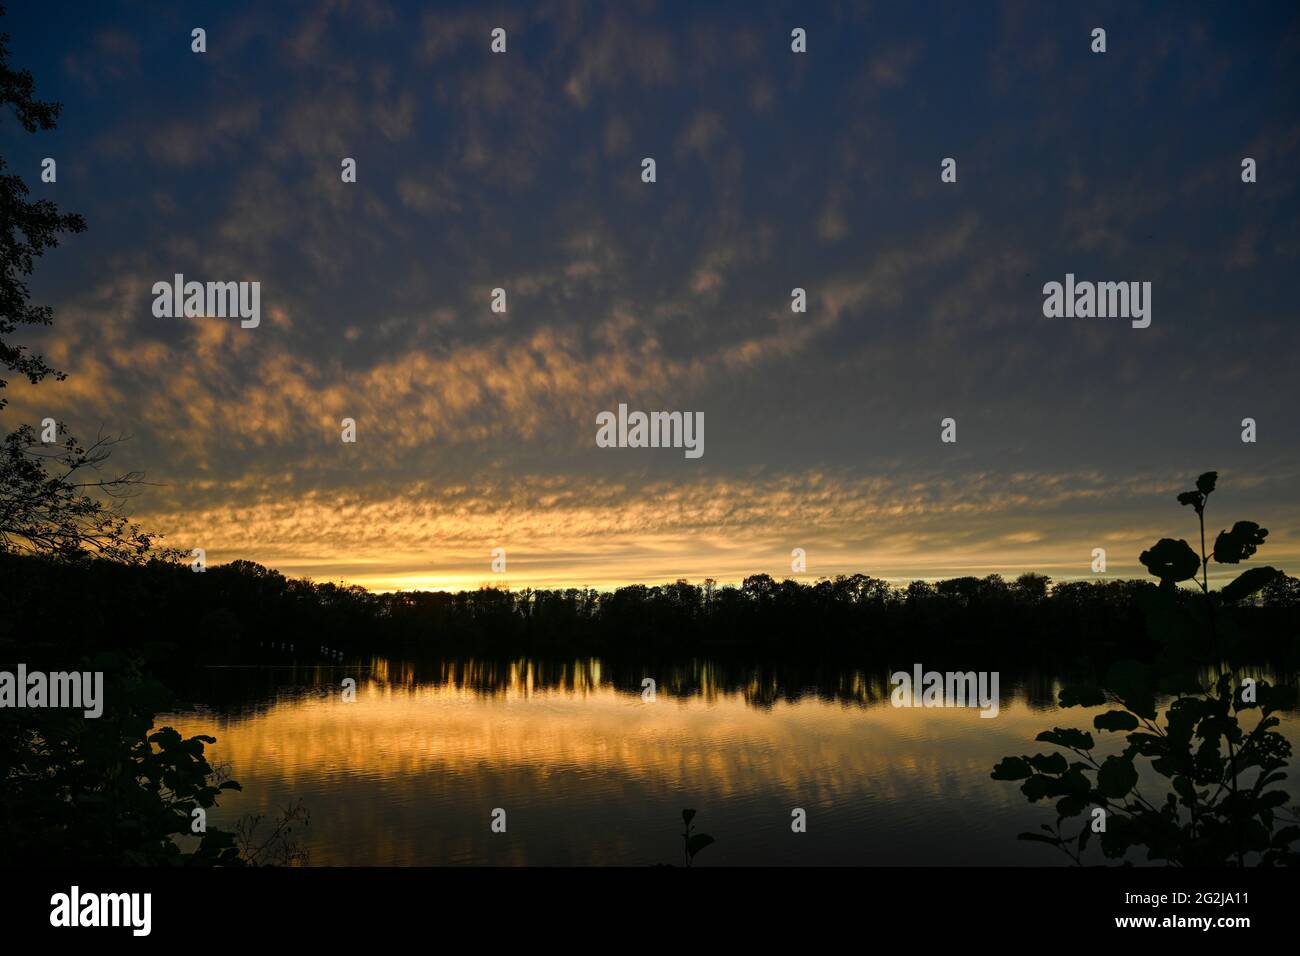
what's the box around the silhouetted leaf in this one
[1021,775,1054,801]
[1056,795,1087,819]
[681,809,696,826]
[1213,522,1268,564]
[1196,472,1217,495]
[1139,538,1200,583]
[991,756,1033,780]
[1097,755,1138,798]
[686,833,714,859]
[1094,711,1140,732]
[1029,752,1068,774]
[1220,566,1281,603]
[1258,790,1290,811]
[1036,728,1094,751]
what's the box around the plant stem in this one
[1198,502,1209,595]
[1200,495,1244,865]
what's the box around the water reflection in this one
[159,657,1299,866]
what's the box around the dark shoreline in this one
[5,551,1300,668]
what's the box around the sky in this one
[3,0,1300,591]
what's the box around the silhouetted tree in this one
[0,7,85,405]
[1,425,159,559]
[0,8,257,867]
[0,6,158,563]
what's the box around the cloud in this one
[676,111,725,159]
[10,0,1300,593]
[148,102,264,167]
[131,467,1300,591]
[63,28,141,87]
[562,13,677,108]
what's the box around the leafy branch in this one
[993,471,1299,866]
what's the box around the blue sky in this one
[3,0,1299,589]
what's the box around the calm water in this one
[158,657,1300,866]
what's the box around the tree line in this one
[5,551,1298,664]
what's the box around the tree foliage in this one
[0,4,85,405]
[0,424,163,559]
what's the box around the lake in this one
[158,656,1300,865]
